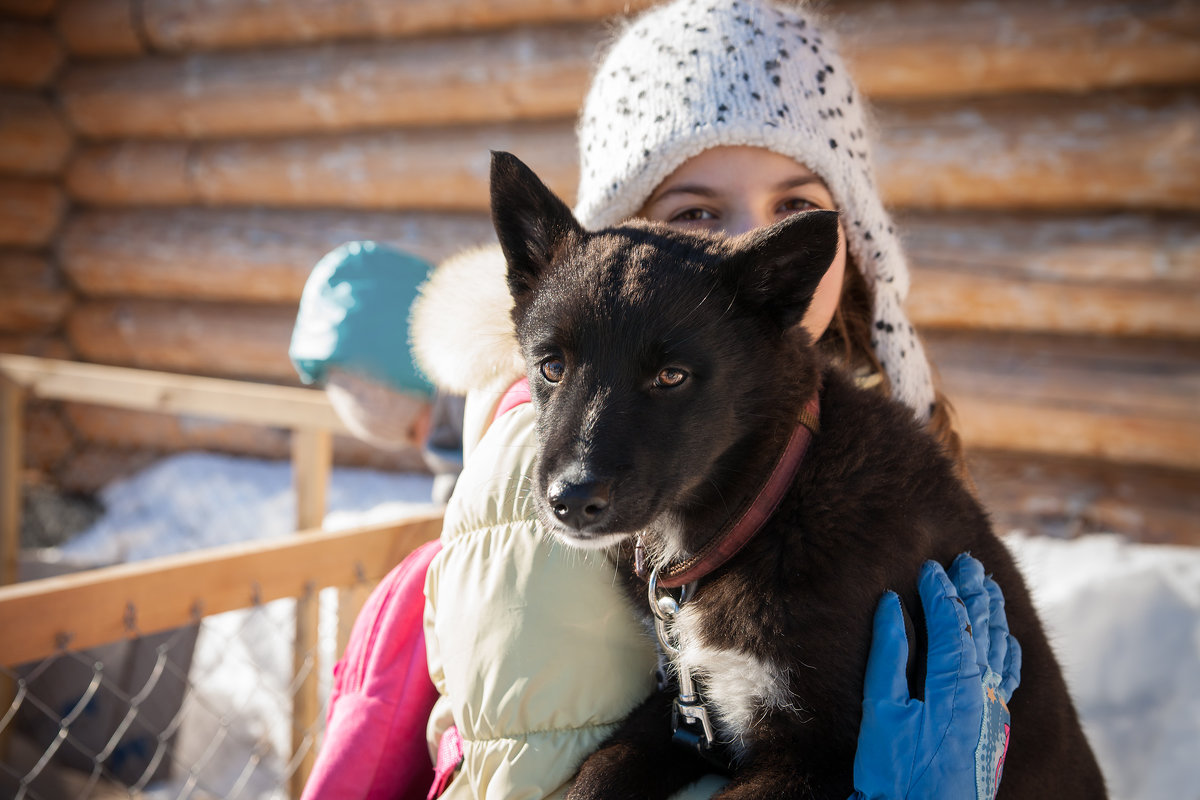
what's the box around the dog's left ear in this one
[723,210,841,331]
[490,151,583,304]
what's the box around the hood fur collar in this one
[409,244,525,394]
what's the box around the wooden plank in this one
[58,207,495,303]
[968,449,1200,547]
[0,178,64,247]
[56,208,1200,338]
[0,252,72,333]
[289,427,330,798]
[0,513,445,667]
[64,90,1200,212]
[54,0,1200,112]
[930,332,1200,470]
[0,354,352,433]
[0,92,73,175]
[0,21,63,88]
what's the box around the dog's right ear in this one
[490,151,582,303]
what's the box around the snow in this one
[45,453,1200,799]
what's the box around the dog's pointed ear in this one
[490,151,583,303]
[723,210,841,331]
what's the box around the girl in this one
[303,1,1018,798]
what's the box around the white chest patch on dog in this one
[670,605,800,759]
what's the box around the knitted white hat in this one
[574,0,936,421]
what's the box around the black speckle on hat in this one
[829,138,837,149]
[772,75,781,86]
[751,91,762,100]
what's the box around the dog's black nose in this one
[548,479,611,529]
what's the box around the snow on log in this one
[64,90,1200,212]
[0,178,64,247]
[929,331,1200,471]
[0,21,63,87]
[55,0,1200,101]
[0,92,71,175]
[0,252,71,333]
[57,207,1200,340]
[58,207,496,302]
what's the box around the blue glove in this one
[851,554,1022,800]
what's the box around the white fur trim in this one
[408,244,525,395]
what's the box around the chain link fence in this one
[1,586,342,800]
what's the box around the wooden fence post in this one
[0,377,24,761]
[289,427,331,799]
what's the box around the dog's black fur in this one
[490,151,1106,799]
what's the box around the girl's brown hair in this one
[819,253,969,479]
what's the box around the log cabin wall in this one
[0,0,1196,543]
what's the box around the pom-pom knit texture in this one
[573,0,935,420]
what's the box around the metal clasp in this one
[647,567,716,747]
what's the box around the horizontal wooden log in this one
[0,178,64,246]
[62,403,427,473]
[878,90,1200,211]
[59,25,602,138]
[930,332,1200,470]
[66,300,299,381]
[55,0,1200,112]
[62,299,1200,469]
[65,90,1200,212]
[0,0,55,20]
[57,208,1200,338]
[58,208,496,302]
[0,252,72,333]
[968,449,1200,548]
[0,333,71,360]
[0,514,444,666]
[0,92,72,175]
[0,21,63,87]
[58,0,650,55]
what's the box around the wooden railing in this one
[0,354,441,797]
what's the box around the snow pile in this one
[1005,533,1200,800]
[51,453,1200,799]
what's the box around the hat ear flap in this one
[722,210,841,332]
[489,151,583,304]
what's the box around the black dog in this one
[490,151,1105,799]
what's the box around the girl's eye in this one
[779,197,820,214]
[541,359,565,383]
[669,207,716,223]
[654,368,689,389]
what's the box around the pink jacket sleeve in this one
[302,539,443,800]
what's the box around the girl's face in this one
[637,146,847,340]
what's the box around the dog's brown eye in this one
[541,359,566,383]
[655,368,688,388]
